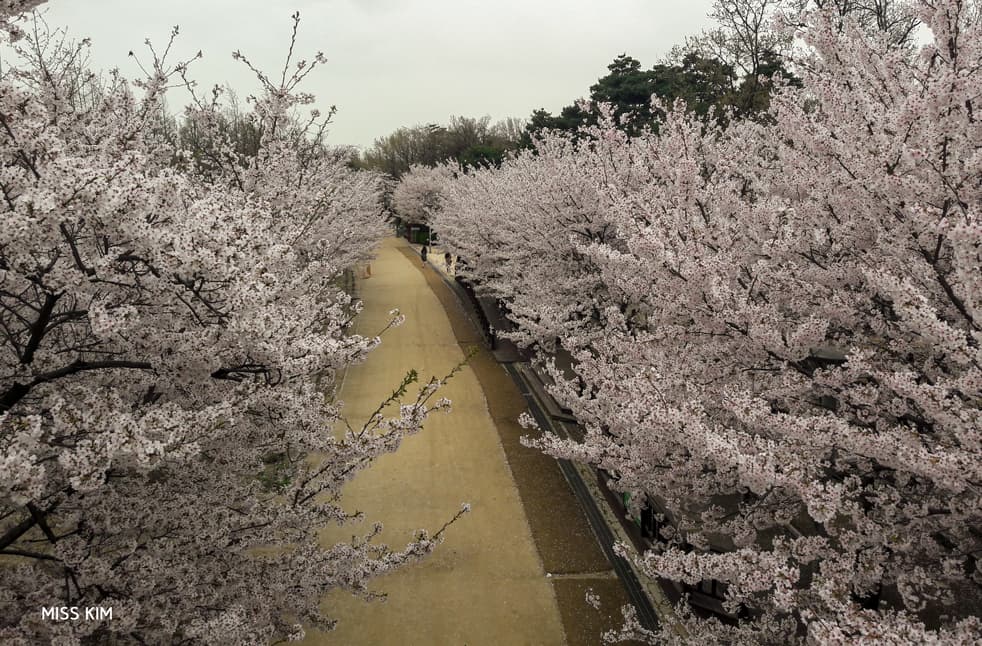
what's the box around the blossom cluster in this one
[391,163,457,226]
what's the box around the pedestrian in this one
[444,251,453,274]
[420,244,428,266]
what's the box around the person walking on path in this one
[444,251,454,274]
[420,244,428,267]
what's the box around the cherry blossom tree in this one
[0,6,460,644]
[432,116,637,350]
[391,163,456,227]
[439,0,981,642]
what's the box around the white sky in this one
[34,0,717,149]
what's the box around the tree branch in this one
[1,359,153,413]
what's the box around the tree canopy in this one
[0,9,459,644]
[434,0,982,642]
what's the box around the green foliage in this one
[589,54,663,133]
[732,49,802,116]
[458,143,505,170]
[672,52,737,118]
[258,452,293,493]
[519,105,591,146]
[522,48,799,142]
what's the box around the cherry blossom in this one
[0,7,458,644]
[438,1,982,641]
[391,163,456,226]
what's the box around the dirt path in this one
[302,237,567,645]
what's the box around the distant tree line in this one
[522,48,794,142]
[353,115,525,178]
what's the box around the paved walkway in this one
[302,237,566,645]
[416,242,527,363]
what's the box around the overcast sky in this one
[36,0,717,149]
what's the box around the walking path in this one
[302,237,633,645]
